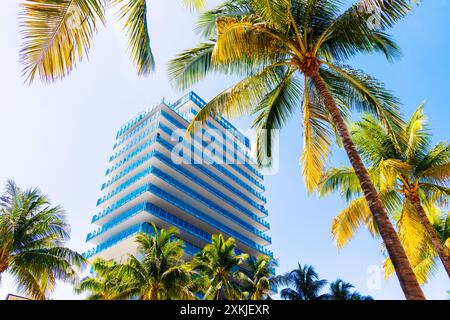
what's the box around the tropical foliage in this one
[0,180,85,299]
[187,234,248,300]
[19,0,206,83]
[276,263,371,300]
[77,228,280,300]
[78,224,198,300]
[276,263,328,300]
[169,0,424,299]
[238,256,279,300]
[327,279,372,300]
[319,104,450,284]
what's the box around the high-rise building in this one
[83,92,272,264]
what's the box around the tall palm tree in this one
[112,223,197,300]
[19,0,205,83]
[320,105,450,283]
[276,263,328,300]
[75,258,132,300]
[327,279,372,300]
[0,180,85,299]
[238,256,278,300]
[191,234,248,300]
[169,0,424,299]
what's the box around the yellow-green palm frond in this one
[195,0,252,39]
[416,142,450,178]
[385,199,437,284]
[420,163,450,185]
[403,102,430,164]
[331,189,402,249]
[301,77,334,193]
[212,16,287,65]
[319,166,363,201]
[378,159,411,190]
[20,0,105,83]
[252,68,301,167]
[168,42,215,91]
[321,63,403,145]
[112,0,154,76]
[181,0,206,11]
[248,0,289,28]
[186,65,284,134]
[331,196,377,249]
[313,0,412,61]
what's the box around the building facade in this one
[83,92,272,263]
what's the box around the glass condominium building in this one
[83,92,272,263]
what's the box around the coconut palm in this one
[238,256,278,300]
[111,223,197,300]
[191,234,248,300]
[19,0,205,83]
[0,180,85,299]
[75,258,132,300]
[320,104,450,283]
[169,0,423,299]
[276,263,328,300]
[327,279,372,300]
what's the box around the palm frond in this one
[20,0,105,83]
[112,0,154,76]
[252,69,301,166]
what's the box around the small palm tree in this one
[276,263,328,300]
[19,0,205,82]
[327,279,372,300]
[169,0,423,299]
[113,224,197,300]
[75,258,132,300]
[238,256,278,300]
[0,180,85,299]
[320,104,450,283]
[191,234,248,300]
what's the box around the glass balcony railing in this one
[92,183,272,247]
[87,201,272,255]
[99,143,267,217]
[171,91,250,149]
[108,113,266,195]
[97,163,269,230]
[161,110,264,182]
[104,123,266,201]
[83,222,202,259]
[84,222,269,260]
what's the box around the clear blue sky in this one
[0,1,449,299]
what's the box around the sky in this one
[0,0,449,300]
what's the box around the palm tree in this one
[191,234,248,300]
[320,105,450,283]
[19,0,205,83]
[0,180,85,299]
[327,279,372,300]
[169,0,424,299]
[276,263,328,300]
[112,223,197,300]
[75,258,132,300]
[238,256,278,300]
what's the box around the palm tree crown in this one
[238,256,278,300]
[320,104,450,283]
[0,180,84,299]
[169,0,424,299]
[114,223,197,300]
[276,263,328,300]
[327,279,372,300]
[190,234,248,300]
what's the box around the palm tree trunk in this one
[311,74,425,300]
[408,192,450,278]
